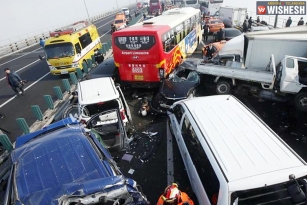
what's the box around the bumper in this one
[50,68,78,75]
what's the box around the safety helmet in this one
[141,107,147,116]
[162,183,181,203]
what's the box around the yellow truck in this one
[44,21,102,75]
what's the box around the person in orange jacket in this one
[157,183,194,205]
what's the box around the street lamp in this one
[83,0,90,20]
[274,0,280,28]
[116,0,119,9]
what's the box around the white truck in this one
[189,54,307,112]
[219,7,247,28]
[214,26,307,68]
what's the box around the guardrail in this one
[0,3,137,59]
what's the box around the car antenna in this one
[226,95,231,100]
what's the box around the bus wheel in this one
[294,92,307,112]
[216,81,231,95]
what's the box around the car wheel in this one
[216,81,231,95]
[294,92,307,112]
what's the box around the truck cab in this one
[113,13,128,31]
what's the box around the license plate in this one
[134,75,144,80]
[60,70,68,74]
[132,67,143,73]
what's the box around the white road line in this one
[0,59,41,82]
[167,119,175,184]
[0,47,42,67]
[0,72,50,108]
[97,19,114,30]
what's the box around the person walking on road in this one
[4,68,25,96]
[298,17,304,25]
[156,183,194,205]
[39,38,45,48]
[285,17,292,27]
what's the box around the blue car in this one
[3,117,148,205]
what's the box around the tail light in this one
[120,110,126,120]
[115,133,120,137]
[80,119,86,124]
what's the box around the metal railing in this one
[247,11,298,28]
[0,3,137,59]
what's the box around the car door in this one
[86,109,127,151]
[116,86,132,123]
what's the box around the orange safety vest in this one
[157,192,194,205]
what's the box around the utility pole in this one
[83,0,90,20]
[116,0,119,9]
[274,0,280,28]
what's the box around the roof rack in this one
[50,21,90,37]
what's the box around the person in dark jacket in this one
[298,17,304,25]
[243,20,248,32]
[256,16,260,23]
[248,17,252,29]
[203,25,209,42]
[217,28,225,41]
[285,17,292,27]
[4,68,24,96]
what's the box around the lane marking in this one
[167,119,175,184]
[0,59,41,82]
[0,47,42,67]
[0,72,50,108]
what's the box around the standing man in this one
[298,17,304,25]
[39,38,45,48]
[248,17,253,29]
[203,25,209,42]
[243,20,248,32]
[285,17,292,27]
[4,68,24,96]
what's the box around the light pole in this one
[274,0,280,28]
[116,0,119,9]
[83,0,90,20]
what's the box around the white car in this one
[121,8,130,16]
[77,77,132,126]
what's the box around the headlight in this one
[72,63,79,68]
[49,66,56,71]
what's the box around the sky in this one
[0,0,306,46]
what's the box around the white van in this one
[167,95,307,205]
[77,77,132,125]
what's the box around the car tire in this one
[294,92,307,112]
[216,81,231,95]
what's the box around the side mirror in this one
[39,55,43,61]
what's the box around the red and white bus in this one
[112,7,202,88]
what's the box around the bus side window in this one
[75,43,82,54]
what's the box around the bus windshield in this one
[114,36,156,50]
[45,43,75,59]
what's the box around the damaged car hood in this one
[160,80,196,99]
